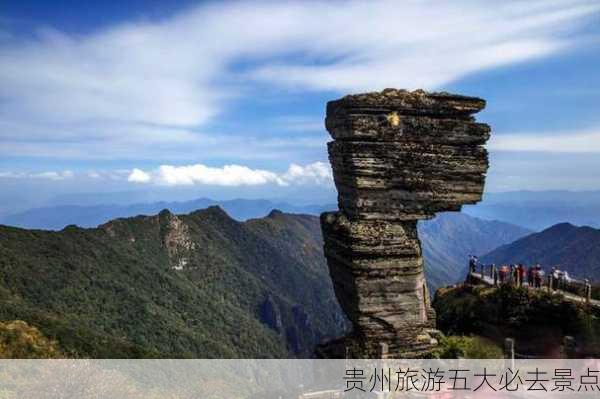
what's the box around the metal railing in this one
[467,263,594,305]
[505,336,577,360]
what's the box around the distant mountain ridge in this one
[481,222,600,281]
[5,189,600,232]
[463,190,600,231]
[1,198,335,230]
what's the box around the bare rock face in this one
[319,89,490,358]
[158,209,195,270]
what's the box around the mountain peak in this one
[61,224,80,232]
[158,208,172,218]
[545,222,576,231]
[267,209,284,218]
[192,205,232,220]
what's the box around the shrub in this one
[433,335,503,359]
[0,320,61,358]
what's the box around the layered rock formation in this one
[319,89,491,358]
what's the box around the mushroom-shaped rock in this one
[318,89,491,358]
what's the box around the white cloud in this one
[279,162,332,186]
[489,128,600,153]
[0,0,597,160]
[0,170,75,180]
[0,172,22,178]
[127,168,151,183]
[128,161,332,187]
[155,164,280,186]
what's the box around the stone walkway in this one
[468,271,600,309]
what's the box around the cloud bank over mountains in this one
[127,162,332,187]
[0,161,334,188]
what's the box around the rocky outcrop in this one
[158,209,195,270]
[319,89,491,358]
[260,295,283,333]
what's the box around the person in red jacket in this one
[517,264,525,287]
[499,265,509,284]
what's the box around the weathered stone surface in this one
[318,89,490,358]
[326,112,490,144]
[326,88,486,119]
[329,140,488,220]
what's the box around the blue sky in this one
[1,0,600,208]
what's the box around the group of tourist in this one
[467,256,572,289]
[467,256,595,305]
[495,263,543,287]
